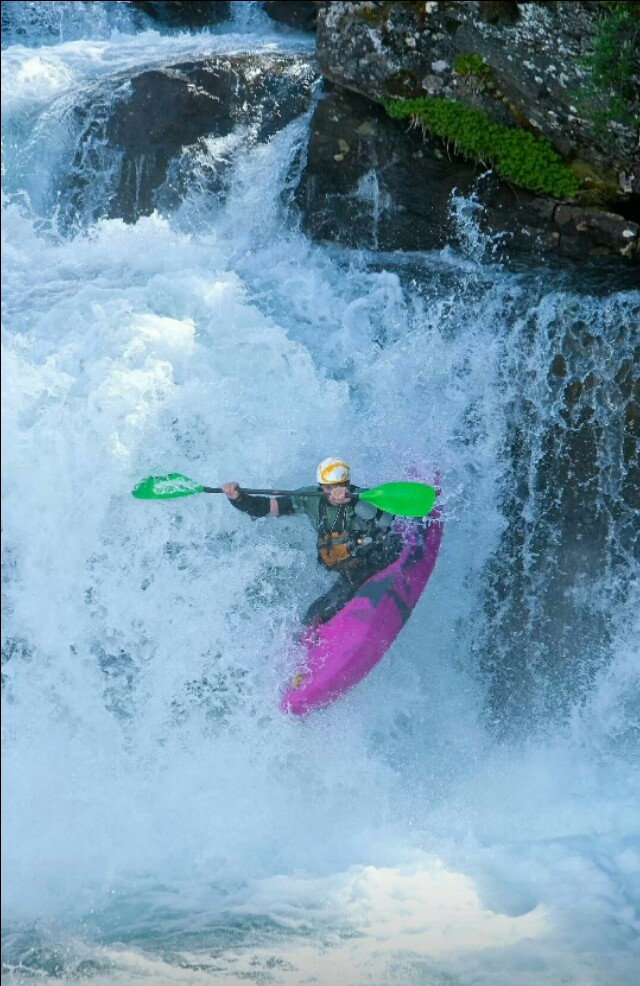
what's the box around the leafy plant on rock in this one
[581,1,640,134]
[452,53,491,79]
[383,96,581,198]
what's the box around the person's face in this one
[321,482,351,505]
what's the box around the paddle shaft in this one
[203,487,325,497]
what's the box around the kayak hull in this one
[281,503,443,715]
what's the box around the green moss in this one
[567,159,621,207]
[581,2,640,133]
[383,96,581,198]
[600,1,640,19]
[453,53,491,78]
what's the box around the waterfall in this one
[2,3,638,984]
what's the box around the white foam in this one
[2,12,639,986]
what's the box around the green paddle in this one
[132,473,436,518]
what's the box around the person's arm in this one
[221,483,295,519]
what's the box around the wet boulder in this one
[294,83,639,260]
[128,1,231,27]
[260,1,321,32]
[311,1,639,262]
[294,84,479,251]
[65,55,318,225]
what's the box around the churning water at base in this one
[2,3,639,984]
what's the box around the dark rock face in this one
[128,1,231,26]
[553,205,640,260]
[295,84,639,259]
[478,1,520,25]
[295,84,483,251]
[306,0,639,261]
[260,1,321,31]
[317,2,638,190]
[68,56,318,224]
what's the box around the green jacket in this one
[288,485,377,534]
[286,485,399,574]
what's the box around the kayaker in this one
[222,457,404,625]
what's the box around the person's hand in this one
[222,482,241,500]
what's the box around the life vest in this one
[317,499,369,571]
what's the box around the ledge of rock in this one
[261,1,322,31]
[66,55,318,225]
[294,84,638,261]
[307,0,639,262]
[128,1,231,26]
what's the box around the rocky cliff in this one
[308,0,639,261]
[118,1,639,261]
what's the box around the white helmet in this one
[316,457,351,485]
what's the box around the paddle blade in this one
[360,481,436,518]
[132,473,204,500]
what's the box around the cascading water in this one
[2,3,639,984]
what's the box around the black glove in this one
[229,491,270,518]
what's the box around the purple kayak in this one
[281,500,443,715]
